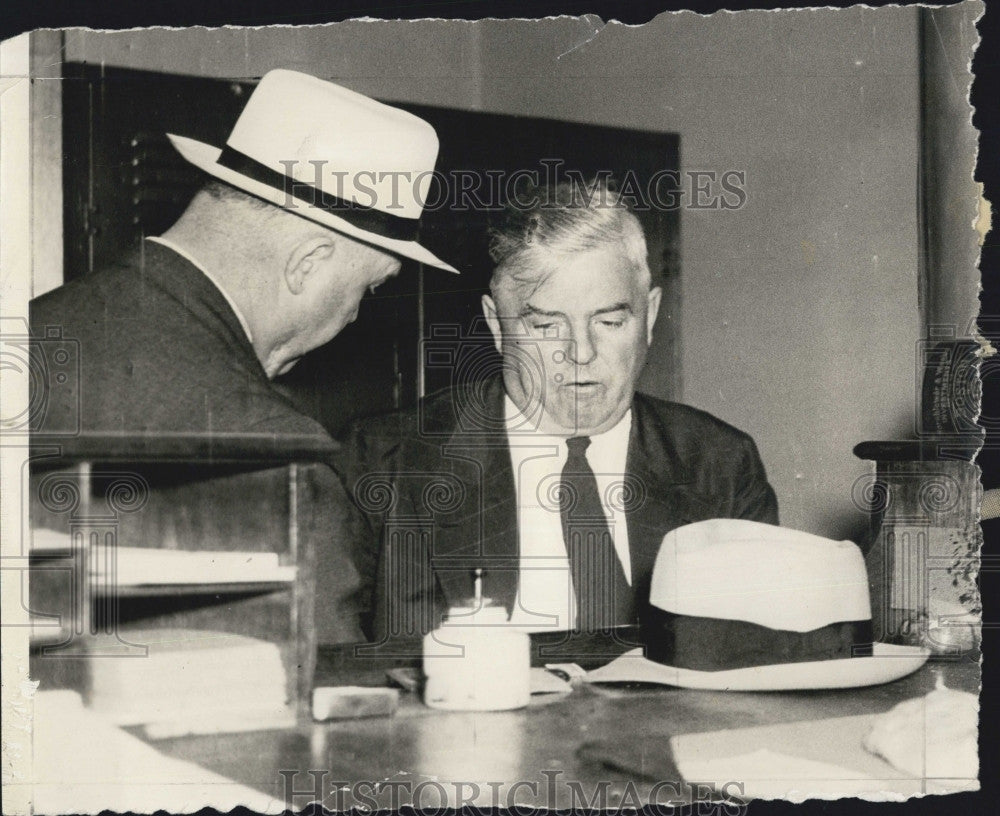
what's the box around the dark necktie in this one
[560,436,634,631]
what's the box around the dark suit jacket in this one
[339,375,778,640]
[30,239,328,438]
[30,240,364,645]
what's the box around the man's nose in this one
[565,323,597,366]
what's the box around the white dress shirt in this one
[146,236,254,344]
[504,396,632,631]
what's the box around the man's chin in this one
[543,403,626,436]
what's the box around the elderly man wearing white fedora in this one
[31,69,456,436]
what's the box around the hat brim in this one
[584,642,930,691]
[167,134,459,274]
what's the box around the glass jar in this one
[422,605,530,711]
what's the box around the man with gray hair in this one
[31,69,456,437]
[30,70,458,646]
[343,179,777,641]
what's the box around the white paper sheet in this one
[27,690,287,814]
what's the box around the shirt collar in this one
[588,406,633,464]
[503,395,632,456]
[146,236,254,344]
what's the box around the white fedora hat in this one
[167,69,458,273]
[587,519,929,690]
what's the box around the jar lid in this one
[443,603,510,625]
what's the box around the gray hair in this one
[487,178,651,304]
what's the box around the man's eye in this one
[599,319,625,328]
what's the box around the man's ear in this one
[284,235,338,295]
[482,294,503,354]
[646,286,663,346]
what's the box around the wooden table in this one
[147,651,980,808]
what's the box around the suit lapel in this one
[428,387,710,615]
[428,377,520,613]
[625,395,703,602]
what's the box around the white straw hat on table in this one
[588,519,929,691]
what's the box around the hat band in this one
[640,606,873,672]
[216,146,420,242]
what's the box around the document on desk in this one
[86,628,292,737]
[669,713,978,801]
[26,691,286,814]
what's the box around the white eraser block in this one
[312,686,399,721]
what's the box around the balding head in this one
[162,179,401,377]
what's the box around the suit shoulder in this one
[634,392,757,445]
[342,382,488,469]
[31,258,143,323]
[633,393,778,524]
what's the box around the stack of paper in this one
[86,629,289,731]
[30,527,74,555]
[92,546,296,586]
[31,528,297,586]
